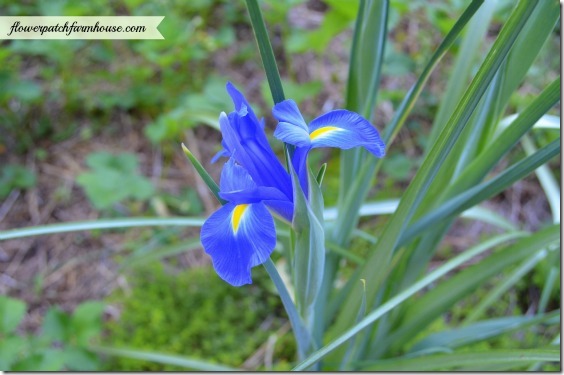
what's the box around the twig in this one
[242,321,290,370]
[0,189,20,223]
[151,145,163,185]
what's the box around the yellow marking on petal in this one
[309,126,340,140]
[231,204,250,233]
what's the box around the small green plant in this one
[260,78,322,108]
[103,263,295,371]
[0,296,104,371]
[0,164,36,199]
[144,75,233,143]
[76,152,155,210]
[286,0,358,54]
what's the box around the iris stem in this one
[263,258,311,361]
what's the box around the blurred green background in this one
[0,0,559,370]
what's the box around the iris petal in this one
[273,122,311,148]
[218,112,239,157]
[219,109,293,201]
[220,186,288,204]
[218,112,263,184]
[309,109,385,157]
[272,100,309,131]
[226,82,259,124]
[217,160,292,220]
[211,148,230,164]
[263,199,294,223]
[201,202,276,286]
[219,158,255,193]
[291,146,310,196]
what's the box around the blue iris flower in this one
[200,83,386,287]
[201,83,293,286]
[272,99,386,191]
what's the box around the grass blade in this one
[400,139,560,245]
[339,280,368,370]
[245,0,285,104]
[444,77,560,197]
[335,0,486,236]
[315,163,327,185]
[463,251,549,323]
[326,200,518,232]
[396,77,560,292]
[382,0,484,144]
[340,0,388,195]
[120,239,202,270]
[427,0,497,146]
[181,143,225,204]
[245,0,296,165]
[263,258,311,361]
[0,217,206,241]
[359,348,560,371]
[538,266,559,314]
[325,242,365,265]
[521,135,560,223]
[410,311,560,354]
[89,345,238,371]
[495,0,560,113]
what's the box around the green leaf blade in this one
[360,348,560,371]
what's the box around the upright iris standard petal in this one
[219,157,255,193]
[215,84,294,201]
[273,122,311,148]
[272,99,309,131]
[309,110,385,157]
[226,81,260,125]
[201,202,276,286]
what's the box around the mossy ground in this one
[102,263,296,371]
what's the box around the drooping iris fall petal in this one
[272,100,386,158]
[201,202,276,286]
[272,99,309,131]
[201,153,292,286]
[308,110,385,157]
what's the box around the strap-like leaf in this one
[359,348,560,371]
[0,217,206,241]
[400,139,560,245]
[88,345,238,371]
[181,143,225,204]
